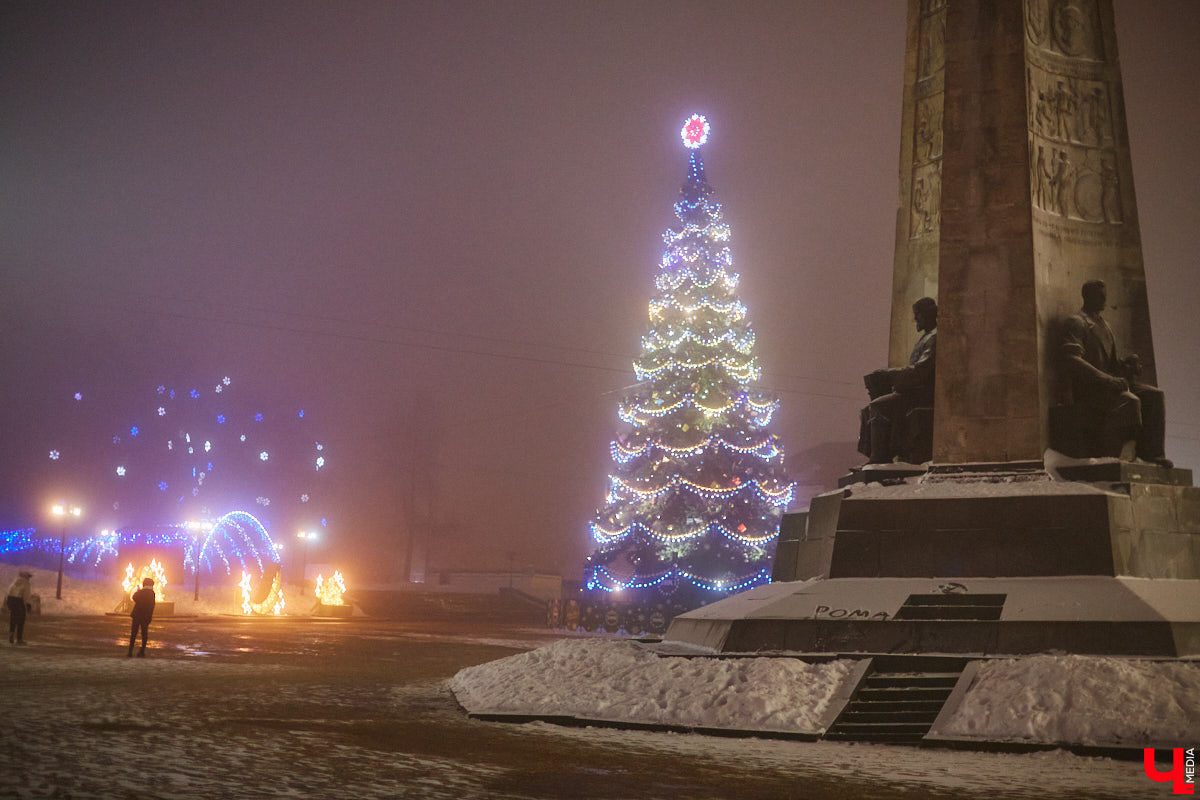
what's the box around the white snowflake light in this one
[49,450,60,460]
[259,451,269,461]
[222,376,231,385]
[157,407,166,416]
[301,494,310,502]
[215,384,223,393]
[204,440,212,452]
[116,466,126,476]
[74,392,82,401]
[315,456,325,470]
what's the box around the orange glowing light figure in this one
[121,559,167,602]
[239,566,286,616]
[314,570,346,606]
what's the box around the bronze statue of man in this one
[1061,279,1170,466]
[858,297,937,464]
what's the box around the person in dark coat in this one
[7,570,33,645]
[128,578,156,657]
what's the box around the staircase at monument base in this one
[824,656,968,743]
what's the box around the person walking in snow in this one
[128,578,156,657]
[6,570,33,645]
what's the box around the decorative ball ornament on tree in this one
[584,114,793,607]
[680,114,709,149]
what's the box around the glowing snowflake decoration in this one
[158,481,168,491]
[222,376,231,385]
[189,389,199,399]
[301,494,309,503]
[204,440,212,453]
[187,446,194,454]
[130,426,139,437]
[315,456,325,470]
[116,466,126,476]
[259,451,269,461]
[215,384,223,393]
[316,442,323,451]
[298,409,305,418]
[239,434,246,442]
[254,413,263,422]
[49,450,60,460]
[169,390,176,399]
[74,392,82,401]
[113,435,121,444]
[192,487,200,496]
[217,414,226,424]
[156,385,166,395]
[321,518,328,527]
[681,114,709,149]
[256,496,270,506]
[167,440,173,451]
[157,407,165,416]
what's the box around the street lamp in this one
[186,520,214,601]
[296,530,318,585]
[51,502,82,600]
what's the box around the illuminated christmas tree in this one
[585,114,794,607]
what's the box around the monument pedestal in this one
[666,462,1200,657]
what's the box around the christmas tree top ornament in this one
[680,114,709,149]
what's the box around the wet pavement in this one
[0,615,1155,799]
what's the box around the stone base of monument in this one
[661,460,1200,747]
[669,459,1200,657]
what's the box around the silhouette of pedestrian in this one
[6,570,33,645]
[128,578,156,657]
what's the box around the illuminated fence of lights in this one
[122,559,167,602]
[314,570,346,606]
[240,565,285,616]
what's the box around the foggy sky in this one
[2,1,1198,582]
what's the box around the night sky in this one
[3,1,1198,583]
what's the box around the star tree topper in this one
[680,114,709,149]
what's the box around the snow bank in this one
[938,655,1200,747]
[450,638,856,733]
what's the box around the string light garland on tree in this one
[584,115,794,605]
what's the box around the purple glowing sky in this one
[2,1,1197,581]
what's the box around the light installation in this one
[314,570,346,606]
[122,559,168,602]
[240,564,285,616]
[584,114,793,604]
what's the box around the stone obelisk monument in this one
[666,0,1198,680]
[892,0,1154,462]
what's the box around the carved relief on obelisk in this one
[890,0,947,367]
[886,0,1156,463]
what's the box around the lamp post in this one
[186,520,214,601]
[296,530,318,586]
[51,503,82,600]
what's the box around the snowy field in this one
[0,620,1177,800]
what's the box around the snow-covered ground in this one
[0,564,343,617]
[452,638,1200,749]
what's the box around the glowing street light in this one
[51,502,82,600]
[296,530,318,585]
[185,520,214,601]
